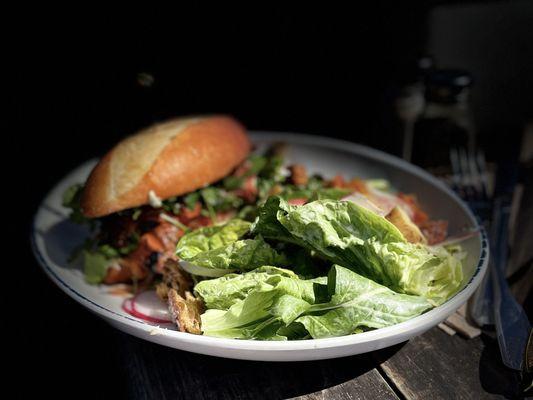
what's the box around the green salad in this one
[173,196,464,340]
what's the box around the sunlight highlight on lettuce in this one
[176,219,251,259]
[194,266,299,310]
[253,197,463,304]
[176,219,288,276]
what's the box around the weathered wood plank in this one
[116,331,399,400]
[374,327,522,399]
[291,370,399,400]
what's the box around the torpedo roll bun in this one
[81,115,251,218]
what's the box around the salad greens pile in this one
[195,264,432,339]
[177,196,465,340]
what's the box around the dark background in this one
[12,1,533,398]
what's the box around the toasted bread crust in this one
[386,206,427,244]
[81,116,250,217]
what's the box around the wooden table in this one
[114,325,520,400]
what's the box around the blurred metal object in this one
[451,146,531,370]
[490,196,531,371]
[396,83,425,162]
[449,147,491,215]
[396,56,433,162]
[450,148,493,326]
[412,70,476,169]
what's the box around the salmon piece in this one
[234,175,258,203]
[329,174,346,188]
[152,221,183,273]
[216,210,237,224]
[179,202,202,222]
[152,222,182,250]
[186,215,212,230]
[345,178,369,195]
[233,160,252,177]
[103,263,135,284]
[268,184,283,196]
[106,233,161,283]
[420,220,449,245]
[288,164,308,186]
[328,175,368,194]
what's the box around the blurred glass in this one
[411,69,476,172]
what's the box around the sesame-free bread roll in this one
[81,115,251,218]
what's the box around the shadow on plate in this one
[114,331,405,399]
[38,219,90,272]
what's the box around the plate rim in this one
[31,131,489,353]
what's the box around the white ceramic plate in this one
[32,132,488,361]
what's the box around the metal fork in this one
[450,148,492,325]
[450,147,531,371]
[449,147,490,207]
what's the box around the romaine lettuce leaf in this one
[251,197,296,243]
[276,197,405,248]
[199,269,327,339]
[83,250,111,284]
[283,246,322,278]
[270,294,312,325]
[194,266,298,310]
[266,275,327,305]
[62,184,93,226]
[176,219,288,275]
[176,219,251,259]
[362,239,464,305]
[253,197,463,304]
[296,265,433,338]
[182,237,288,272]
[200,282,281,339]
[276,322,310,340]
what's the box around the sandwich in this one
[64,115,252,285]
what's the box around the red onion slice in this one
[431,228,480,248]
[122,291,172,324]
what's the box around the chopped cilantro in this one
[184,192,200,210]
